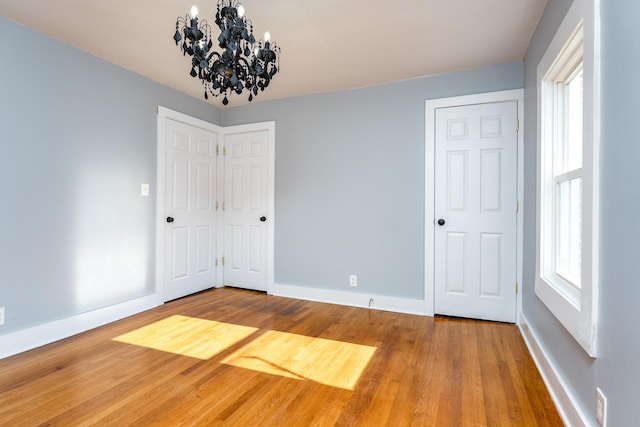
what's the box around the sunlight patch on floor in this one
[113,315,258,360]
[221,330,377,390]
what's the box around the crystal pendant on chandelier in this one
[173,0,281,105]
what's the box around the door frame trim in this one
[156,106,225,300]
[424,89,524,319]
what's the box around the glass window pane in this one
[564,68,583,172]
[555,177,582,287]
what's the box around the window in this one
[536,0,599,357]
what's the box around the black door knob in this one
[437,219,445,226]
[259,216,267,222]
[166,217,174,223]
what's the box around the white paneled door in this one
[223,129,270,291]
[163,118,218,301]
[434,101,518,322]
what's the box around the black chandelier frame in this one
[174,0,280,105]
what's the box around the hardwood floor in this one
[0,288,562,426]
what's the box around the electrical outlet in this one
[596,387,607,426]
[0,307,5,326]
[349,274,357,287]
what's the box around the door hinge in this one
[216,201,219,211]
[215,258,219,267]
[222,201,226,211]
[216,144,219,156]
[516,119,520,132]
[223,146,227,156]
[221,256,225,266]
[516,282,519,294]
[515,201,519,213]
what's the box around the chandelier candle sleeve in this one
[173,0,281,105]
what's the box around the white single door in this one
[434,101,518,322]
[223,129,269,291]
[164,118,218,301]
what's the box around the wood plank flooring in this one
[0,288,562,426]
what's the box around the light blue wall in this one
[0,16,523,337]
[598,1,640,423]
[523,0,640,425]
[223,62,523,300]
[0,17,220,334]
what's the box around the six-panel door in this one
[434,101,518,323]
[164,119,218,301]
[223,130,269,291]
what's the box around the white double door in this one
[434,101,518,323]
[162,115,271,301]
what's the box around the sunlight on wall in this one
[113,315,258,360]
[222,330,377,390]
[74,236,149,308]
[73,169,151,310]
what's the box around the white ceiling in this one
[0,0,547,107]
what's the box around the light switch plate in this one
[141,183,150,196]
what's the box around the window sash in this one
[554,173,582,288]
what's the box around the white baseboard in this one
[269,283,427,316]
[518,312,591,427]
[0,294,163,359]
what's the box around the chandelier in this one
[173,0,281,105]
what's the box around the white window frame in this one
[536,0,600,357]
